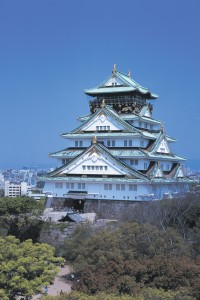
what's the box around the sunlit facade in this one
[43,65,191,205]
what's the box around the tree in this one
[40,290,195,300]
[0,196,45,242]
[0,196,45,216]
[60,222,200,298]
[0,236,63,299]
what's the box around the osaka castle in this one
[43,65,191,209]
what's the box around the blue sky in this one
[0,0,200,169]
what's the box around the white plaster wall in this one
[68,139,92,148]
[43,180,189,201]
[68,137,148,148]
[133,120,160,131]
[82,115,124,132]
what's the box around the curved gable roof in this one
[85,68,158,99]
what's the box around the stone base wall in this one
[84,199,137,220]
[38,223,78,246]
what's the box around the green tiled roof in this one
[41,175,191,184]
[49,149,83,158]
[61,129,175,143]
[131,115,162,125]
[146,152,186,161]
[61,132,141,138]
[49,147,185,162]
[110,149,146,157]
[40,175,148,183]
[84,70,158,99]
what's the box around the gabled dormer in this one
[139,106,152,118]
[48,139,148,180]
[63,104,141,135]
[147,130,171,155]
[149,162,164,178]
[157,139,171,154]
[104,76,124,87]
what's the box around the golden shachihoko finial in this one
[92,135,97,144]
[161,123,165,134]
[112,64,117,74]
[101,99,105,107]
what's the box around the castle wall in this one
[83,199,137,220]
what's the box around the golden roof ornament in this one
[101,99,105,107]
[128,69,131,77]
[112,64,117,74]
[92,135,97,144]
[161,123,165,134]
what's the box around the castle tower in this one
[43,66,191,211]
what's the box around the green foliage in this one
[0,235,63,299]
[41,289,195,300]
[0,196,45,215]
[0,197,45,241]
[60,222,200,298]
[56,224,94,259]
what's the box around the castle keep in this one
[43,65,190,211]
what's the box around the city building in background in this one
[4,181,28,197]
[0,167,46,198]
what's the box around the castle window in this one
[129,184,137,191]
[107,140,111,147]
[121,184,125,191]
[116,184,125,191]
[124,140,127,147]
[96,126,110,131]
[66,183,74,189]
[75,141,83,147]
[129,140,132,147]
[104,184,112,190]
[112,140,115,147]
[140,140,144,147]
[150,125,153,130]
[130,159,138,165]
[78,183,85,189]
[144,163,148,170]
[55,182,63,189]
